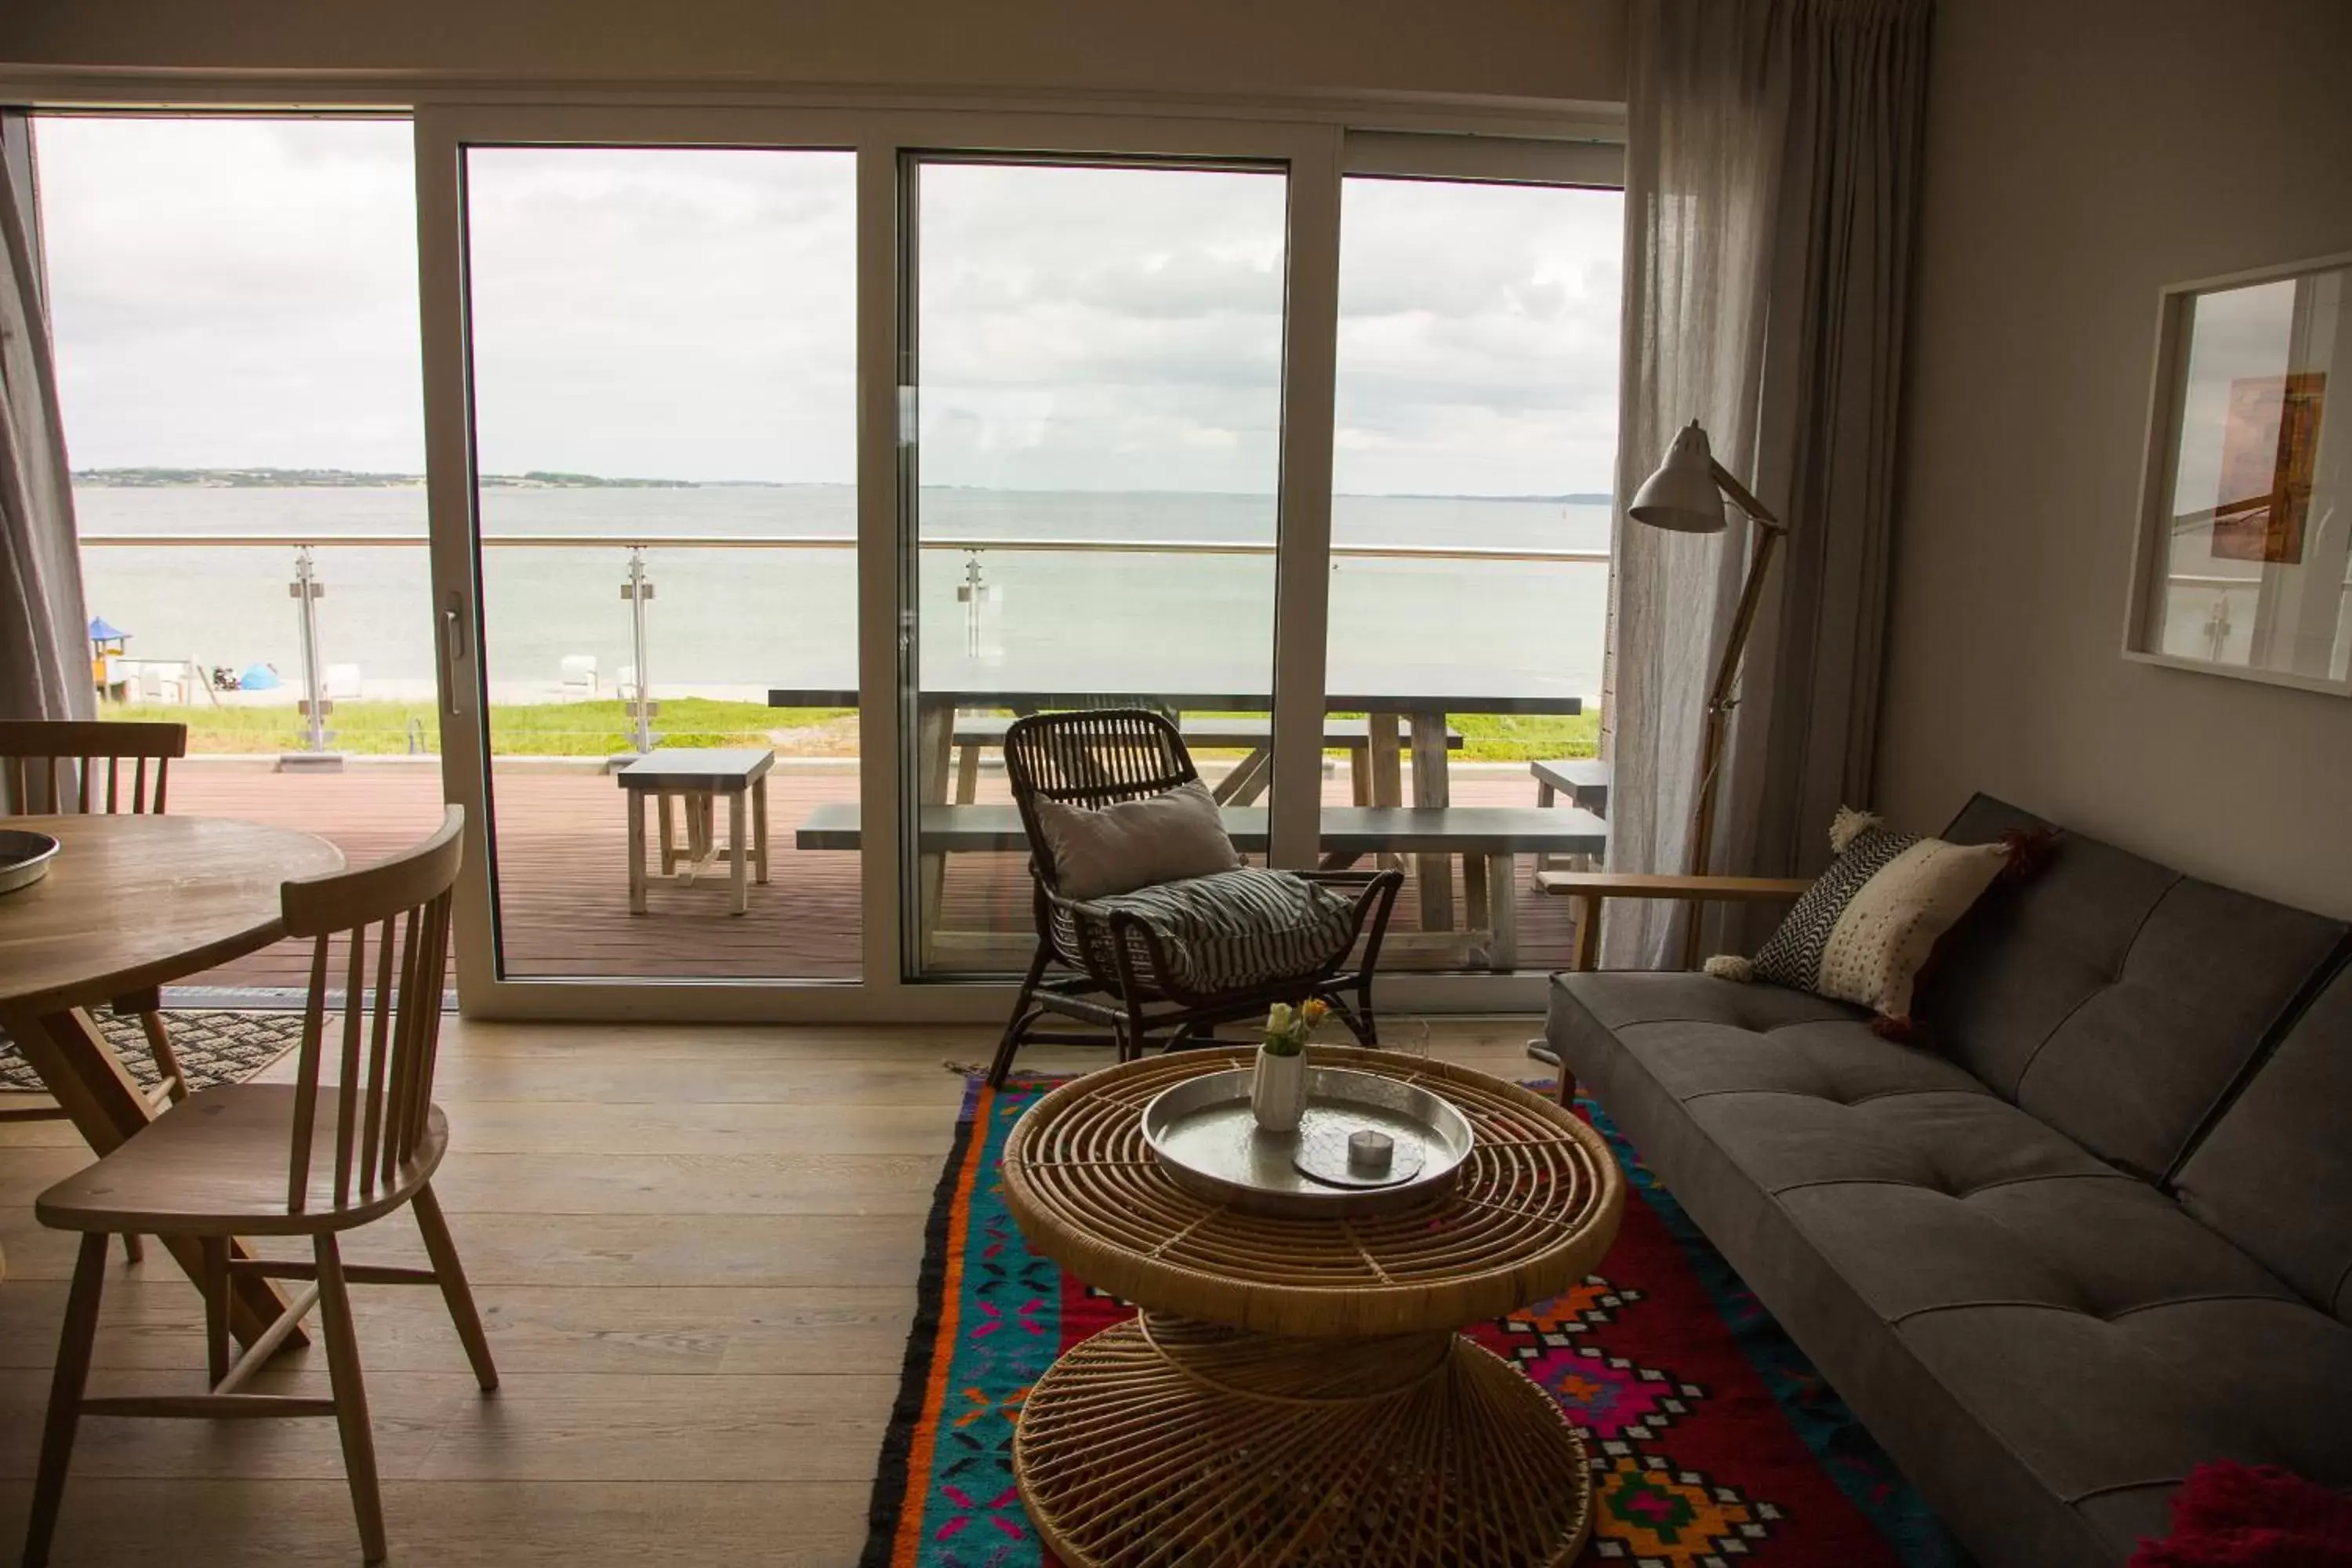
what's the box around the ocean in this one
[74,485,1613,706]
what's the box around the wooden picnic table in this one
[794,802,1606,971]
[768,686,1584,934]
[944,714,1460,807]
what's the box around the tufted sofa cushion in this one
[1547,967,2352,1567]
[2172,961,2352,1323]
[1917,796,2348,1181]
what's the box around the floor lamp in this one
[1626,421,1786,967]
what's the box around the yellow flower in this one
[1300,998,1330,1026]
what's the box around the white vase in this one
[1252,1046,1308,1133]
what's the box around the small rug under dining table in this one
[865,1072,1969,1568]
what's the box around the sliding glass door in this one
[1319,170,1622,976]
[896,157,1294,975]
[408,105,1601,1018]
[454,142,862,982]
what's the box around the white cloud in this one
[36,117,426,473]
[34,122,1623,498]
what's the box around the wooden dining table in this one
[0,813,345,1348]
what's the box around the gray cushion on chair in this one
[1030,780,1243,900]
[1054,867,1356,995]
[1919,796,2349,1181]
[2172,961,2352,1323]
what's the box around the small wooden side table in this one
[617,748,773,916]
[1000,1047,1626,1568]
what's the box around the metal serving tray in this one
[0,829,60,898]
[1141,1065,1475,1218]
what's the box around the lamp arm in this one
[1708,459,1784,532]
[1683,490,1784,927]
[1704,514,1782,714]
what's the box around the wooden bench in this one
[1530,757,1610,873]
[1530,757,1610,815]
[945,716,1463,807]
[797,801,1606,971]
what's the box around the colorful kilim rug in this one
[863,1073,1971,1568]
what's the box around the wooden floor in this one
[161,759,1587,989]
[0,1018,1549,1565]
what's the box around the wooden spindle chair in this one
[1,720,197,1117]
[23,806,495,1568]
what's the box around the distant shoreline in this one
[74,466,702,491]
[74,466,1614,505]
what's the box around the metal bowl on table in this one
[0,829,60,897]
[1141,1065,1475,1218]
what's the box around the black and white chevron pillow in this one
[1706,807,2012,1028]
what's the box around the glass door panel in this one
[1323,176,1622,973]
[899,159,1290,975]
[36,114,448,997]
[460,146,859,980]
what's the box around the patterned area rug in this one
[0,1010,306,1095]
[864,1073,1971,1568]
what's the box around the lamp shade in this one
[1628,421,1728,535]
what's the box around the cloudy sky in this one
[35,117,1622,497]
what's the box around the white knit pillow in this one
[1029,781,1243,901]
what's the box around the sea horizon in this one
[75,480,1615,707]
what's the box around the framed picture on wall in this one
[2124,249,2352,695]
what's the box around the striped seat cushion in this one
[1054,868,1358,995]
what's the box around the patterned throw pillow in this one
[1705,807,2012,1028]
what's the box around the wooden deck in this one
[157,758,1587,989]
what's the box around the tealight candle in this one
[1347,1129,1395,1174]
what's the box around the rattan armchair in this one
[986,709,1402,1087]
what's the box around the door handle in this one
[440,592,470,717]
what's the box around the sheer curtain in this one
[1602,0,1931,967]
[0,111,92,728]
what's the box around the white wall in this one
[0,0,1627,107]
[1878,0,2352,918]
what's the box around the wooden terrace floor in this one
[158,757,1587,990]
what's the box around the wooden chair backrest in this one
[278,805,463,1214]
[0,720,188,816]
[1002,709,1200,898]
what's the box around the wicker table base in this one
[1014,1314,1593,1568]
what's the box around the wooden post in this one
[626,788,648,915]
[916,702,955,970]
[752,774,771,885]
[1410,710,1453,932]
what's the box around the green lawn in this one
[108,699,1599,763]
[108,699,851,758]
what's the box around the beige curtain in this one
[1602,0,1931,967]
[0,110,93,728]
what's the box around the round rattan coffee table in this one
[1000,1046,1624,1568]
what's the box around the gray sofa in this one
[1544,794,2352,1566]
